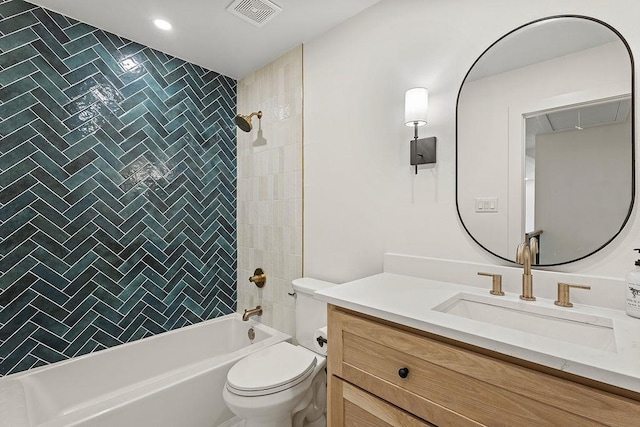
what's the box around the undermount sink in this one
[433,293,617,353]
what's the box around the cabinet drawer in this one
[330,376,433,426]
[328,306,640,427]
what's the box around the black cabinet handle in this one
[398,367,409,378]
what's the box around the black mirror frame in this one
[455,15,635,266]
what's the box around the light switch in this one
[475,197,498,213]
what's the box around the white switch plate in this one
[475,197,498,213]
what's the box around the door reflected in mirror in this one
[457,16,634,265]
[524,97,632,264]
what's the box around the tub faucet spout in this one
[242,305,263,321]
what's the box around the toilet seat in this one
[226,342,317,397]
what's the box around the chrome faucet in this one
[516,239,536,301]
[242,305,263,321]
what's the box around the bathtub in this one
[0,314,289,427]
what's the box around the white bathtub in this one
[0,314,289,427]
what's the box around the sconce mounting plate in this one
[410,136,436,168]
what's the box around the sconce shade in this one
[404,87,429,126]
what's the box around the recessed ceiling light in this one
[154,19,172,31]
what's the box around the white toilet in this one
[223,278,335,427]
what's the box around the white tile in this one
[260,302,273,325]
[272,226,284,253]
[293,171,302,198]
[289,172,300,199]
[285,200,298,226]
[271,226,282,252]
[284,144,296,172]
[259,176,268,201]
[275,200,285,227]
[237,223,246,247]
[293,144,302,173]
[237,45,302,334]
[249,225,258,249]
[252,178,260,202]
[273,251,284,279]
[283,226,293,254]
[252,248,265,267]
[293,227,302,256]
[262,273,275,303]
[265,175,275,201]
[237,201,246,224]
[259,201,270,225]
[274,174,284,201]
[293,122,302,148]
[239,247,253,271]
[267,148,278,176]
[284,253,302,282]
[272,303,295,336]
[294,201,302,227]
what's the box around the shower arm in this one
[247,111,262,120]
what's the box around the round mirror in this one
[456,15,634,266]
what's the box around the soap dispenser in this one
[625,249,640,318]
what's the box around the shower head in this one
[235,111,263,132]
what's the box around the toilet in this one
[223,278,335,427]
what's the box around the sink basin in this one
[433,293,617,352]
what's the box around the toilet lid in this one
[226,342,317,396]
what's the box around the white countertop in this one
[315,273,640,393]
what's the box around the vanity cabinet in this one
[327,305,640,426]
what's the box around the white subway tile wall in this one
[237,46,303,336]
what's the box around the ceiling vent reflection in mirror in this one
[227,0,282,27]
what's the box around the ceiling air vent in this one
[226,0,282,27]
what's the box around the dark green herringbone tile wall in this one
[0,0,237,375]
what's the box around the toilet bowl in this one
[223,278,335,427]
[223,342,326,427]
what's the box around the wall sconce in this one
[404,87,436,174]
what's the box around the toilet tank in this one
[292,278,336,351]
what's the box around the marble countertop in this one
[315,273,640,393]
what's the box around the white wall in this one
[304,0,640,283]
[237,46,303,336]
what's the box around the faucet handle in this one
[515,242,526,264]
[554,283,591,308]
[528,237,539,258]
[478,272,504,296]
[249,268,266,288]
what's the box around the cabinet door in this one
[330,376,433,427]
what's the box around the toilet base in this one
[245,416,292,427]
[305,414,326,427]
[217,416,245,427]
[217,415,326,427]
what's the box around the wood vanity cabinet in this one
[327,305,640,426]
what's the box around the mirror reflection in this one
[457,16,634,265]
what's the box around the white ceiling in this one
[27,0,381,79]
[525,96,632,158]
